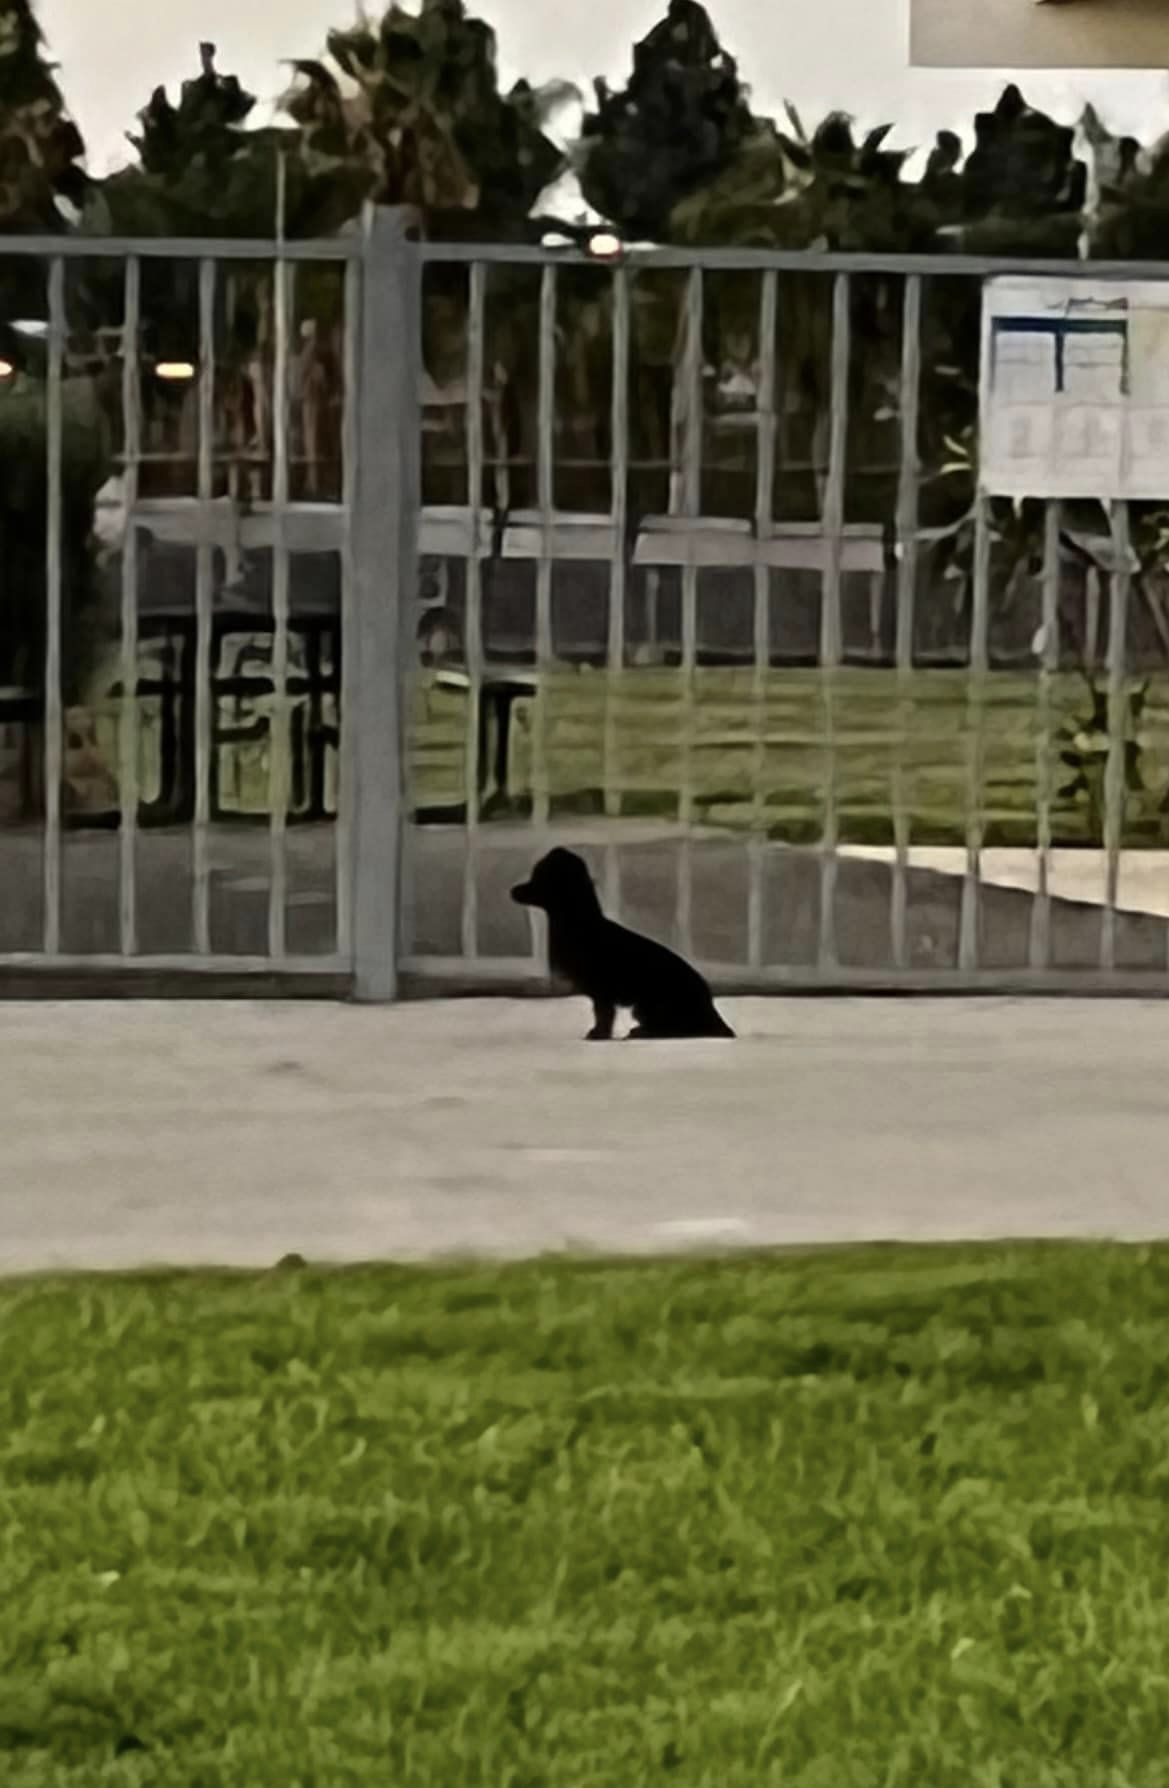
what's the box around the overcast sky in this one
[38,0,1169,176]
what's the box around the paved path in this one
[3,997,1169,1274]
[4,823,1167,972]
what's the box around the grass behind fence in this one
[412,667,1169,847]
[4,1246,1169,1785]
[56,662,1169,847]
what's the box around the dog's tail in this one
[706,1006,735,1039]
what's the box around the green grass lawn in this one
[5,1245,1169,1785]
[410,667,1169,847]
[72,662,1169,848]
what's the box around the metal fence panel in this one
[399,237,1169,999]
[6,220,1169,997]
[0,228,364,987]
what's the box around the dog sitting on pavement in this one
[511,847,735,1040]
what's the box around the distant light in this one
[588,231,623,260]
[155,361,197,382]
[0,359,14,380]
[11,319,47,339]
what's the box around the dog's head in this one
[511,848,598,915]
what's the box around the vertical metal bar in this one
[749,268,778,971]
[42,256,65,958]
[603,264,630,917]
[891,273,922,971]
[1029,499,1061,970]
[268,255,294,960]
[818,271,850,971]
[461,260,486,963]
[352,207,420,1000]
[193,257,216,956]
[676,266,702,956]
[1101,499,1131,971]
[527,263,557,967]
[1086,567,1101,671]
[958,494,992,971]
[532,263,556,840]
[336,255,360,964]
[118,256,142,957]
[392,254,421,971]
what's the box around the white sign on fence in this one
[980,276,1169,501]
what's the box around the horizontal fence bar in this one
[0,234,361,260]
[0,954,350,973]
[115,500,907,567]
[122,501,946,571]
[5,230,1169,280]
[418,243,1169,279]
[399,956,1169,999]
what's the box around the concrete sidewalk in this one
[3,997,1169,1275]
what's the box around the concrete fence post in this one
[350,206,421,1000]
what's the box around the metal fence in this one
[0,216,411,995]
[5,214,1169,995]
[399,236,1169,995]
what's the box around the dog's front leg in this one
[586,1000,616,1041]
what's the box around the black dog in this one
[511,848,734,1040]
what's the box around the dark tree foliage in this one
[1087,112,1169,261]
[0,0,86,233]
[284,0,567,240]
[99,44,306,239]
[958,82,1085,257]
[0,0,107,702]
[578,0,755,240]
[131,40,253,182]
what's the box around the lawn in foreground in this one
[3,1244,1169,1786]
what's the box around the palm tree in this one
[576,0,755,241]
[284,2,576,520]
[283,0,568,239]
[956,83,1085,259]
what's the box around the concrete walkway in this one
[840,846,1169,921]
[4,997,1169,1274]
